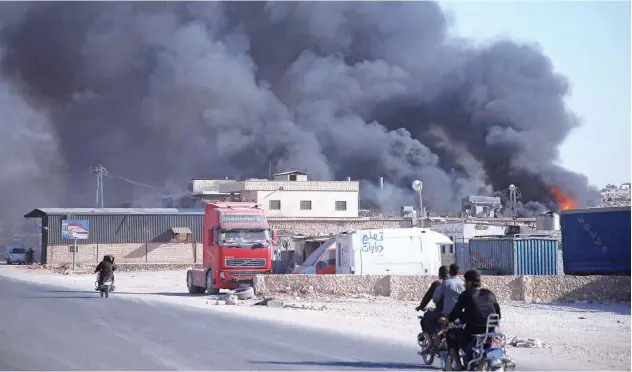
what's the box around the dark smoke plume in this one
[0,1,601,225]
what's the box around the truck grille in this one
[230,271,260,277]
[225,258,266,267]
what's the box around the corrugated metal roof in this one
[24,208,205,218]
[273,170,309,176]
[171,227,193,234]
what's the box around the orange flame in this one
[549,187,577,211]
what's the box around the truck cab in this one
[187,202,273,294]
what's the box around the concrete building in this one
[461,196,502,218]
[188,179,235,201]
[24,208,204,265]
[218,171,360,218]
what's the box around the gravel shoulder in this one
[1,265,630,371]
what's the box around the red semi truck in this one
[187,201,274,294]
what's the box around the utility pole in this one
[89,164,108,208]
[508,184,518,221]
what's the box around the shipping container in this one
[469,237,559,275]
[561,206,631,276]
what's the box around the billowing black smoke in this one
[0,1,600,222]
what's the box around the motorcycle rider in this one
[94,255,116,290]
[416,265,448,354]
[447,269,502,371]
[432,263,465,317]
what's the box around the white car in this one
[5,245,27,265]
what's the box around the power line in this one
[88,165,199,206]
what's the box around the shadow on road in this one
[42,289,204,297]
[20,295,98,299]
[250,360,431,370]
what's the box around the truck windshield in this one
[10,248,25,254]
[219,229,270,248]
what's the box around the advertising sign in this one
[62,220,89,240]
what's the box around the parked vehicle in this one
[335,228,452,275]
[561,206,631,275]
[291,239,336,275]
[442,315,515,371]
[187,202,275,294]
[4,244,27,265]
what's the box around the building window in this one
[300,200,312,210]
[335,201,347,211]
[269,200,281,210]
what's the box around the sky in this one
[440,0,631,188]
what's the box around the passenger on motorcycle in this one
[94,255,116,289]
[447,269,502,371]
[415,265,448,353]
[432,263,465,317]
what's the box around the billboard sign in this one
[62,220,89,240]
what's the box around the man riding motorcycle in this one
[94,255,116,290]
[447,269,502,371]
[432,263,465,317]
[416,265,448,354]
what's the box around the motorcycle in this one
[94,273,116,298]
[100,278,113,298]
[416,308,449,366]
[442,314,516,371]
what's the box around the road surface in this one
[0,272,577,371]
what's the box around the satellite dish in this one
[412,180,423,192]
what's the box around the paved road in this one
[0,275,436,371]
[0,272,580,371]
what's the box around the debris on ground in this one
[224,294,238,305]
[509,337,550,348]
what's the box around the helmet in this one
[103,255,109,262]
[108,254,115,263]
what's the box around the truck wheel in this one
[206,271,220,295]
[187,271,205,294]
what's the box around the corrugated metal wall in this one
[470,239,513,273]
[469,238,558,275]
[454,241,471,271]
[44,214,203,244]
[512,238,558,275]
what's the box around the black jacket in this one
[419,280,442,311]
[94,261,116,279]
[448,287,501,335]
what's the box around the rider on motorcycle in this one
[416,265,448,353]
[447,269,502,371]
[432,263,465,317]
[94,255,116,289]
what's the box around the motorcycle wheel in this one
[477,361,504,372]
[104,286,110,298]
[418,336,435,365]
[443,354,462,371]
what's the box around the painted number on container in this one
[361,232,384,254]
[577,215,608,254]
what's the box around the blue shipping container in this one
[469,238,559,275]
[561,206,631,275]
